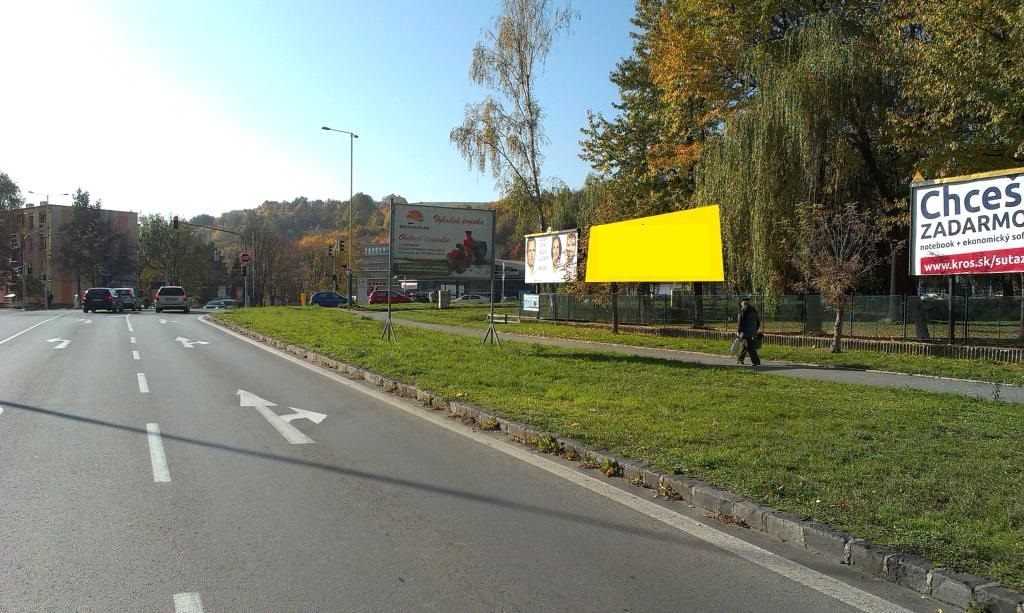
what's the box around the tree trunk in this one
[831,303,844,353]
[610,282,619,334]
[693,281,704,327]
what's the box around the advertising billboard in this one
[585,206,724,282]
[391,203,495,279]
[911,167,1024,276]
[524,229,578,284]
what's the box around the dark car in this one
[309,291,347,307]
[367,290,412,305]
[83,287,124,313]
[408,292,430,303]
[113,288,142,311]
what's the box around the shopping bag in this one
[753,333,764,350]
[729,335,741,354]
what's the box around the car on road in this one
[219,299,239,308]
[367,290,412,304]
[113,288,142,311]
[453,293,489,303]
[204,299,224,309]
[309,291,348,307]
[82,287,125,313]
[154,285,191,313]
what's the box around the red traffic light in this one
[172,215,179,229]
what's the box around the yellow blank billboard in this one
[585,206,724,282]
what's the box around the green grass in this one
[374,306,1024,385]
[217,307,1024,591]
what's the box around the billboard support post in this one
[380,197,398,344]
[948,275,955,345]
[483,263,500,346]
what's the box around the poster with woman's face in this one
[524,229,578,283]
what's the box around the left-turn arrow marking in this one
[47,338,70,350]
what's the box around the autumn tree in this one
[450,0,576,232]
[60,189,134,293]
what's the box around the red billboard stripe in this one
[920,246,1024,274]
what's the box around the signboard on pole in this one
[239,252,251,264]
[524,229,578,284]
[911,167,1024,275]
[390,203,495,279]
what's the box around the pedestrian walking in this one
[736,298,762,366]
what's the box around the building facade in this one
[2,203,138,308]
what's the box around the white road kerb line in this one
[173,592,203,612]
[146,423,171,483]
[0,311,70,345]
[202,318,913,613]
[137,373,150,394]
[133,351,141,360]
[126,315,134,332]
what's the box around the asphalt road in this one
[0,308,956,612]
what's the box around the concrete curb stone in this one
[208,317,1024,612]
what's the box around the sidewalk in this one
[361,311,1024,404]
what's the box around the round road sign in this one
[239,252,251,264]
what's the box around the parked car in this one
[113,288,142,311]
[219,299,239,308]
[154,286,191,313]
[204,299,224,309]
[309,291,348,307]
[453,294,489,303]
[408,292,431,303]
[367,290,413,304]
[82,287,124,313]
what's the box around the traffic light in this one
[241,265,247,277]
[13,266,22,275]
[9,233,20,249]
[327,244,334,257]
[173,215,179,229]
[338,239,345,251]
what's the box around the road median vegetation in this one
[216,307,1024,591]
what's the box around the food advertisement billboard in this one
[391,203,495,279]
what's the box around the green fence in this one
[529,293,1024,345]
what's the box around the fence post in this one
[963,286,969,341]
[902,294,908,339]
[849,295,855,338]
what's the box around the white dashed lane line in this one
[126,315,134,333]
[133,351,140,361]
[146,423,171,483]
[137,373,149,394]
[173,592,204,612]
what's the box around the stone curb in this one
[210,317,1024,613]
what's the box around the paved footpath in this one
[362,311,1024,404]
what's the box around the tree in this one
[791,202,889,352]
[0,172,24,211]
[138,214,222,299]
[450,0,576,232]
[60,189,133,293]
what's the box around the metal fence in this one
[529,293,1024,345]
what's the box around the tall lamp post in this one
[27,191,69,309]
[321,126,358,308]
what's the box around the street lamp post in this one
[27,191,69,310]
[321,126,358,308]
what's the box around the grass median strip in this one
[217,307,1024,591]
[378,304,1024,385]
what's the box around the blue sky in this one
[0,1,636,219]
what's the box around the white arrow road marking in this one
[173,592,204,613]
[46,338,70,350]
[0,312,70,345]
[146,423,171,482]
[0,406,4,417]
[77,318,92,324]
[237,389,323,444]
[174,337,210,349]
[159,319,180,324]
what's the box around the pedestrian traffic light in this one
[327,244,334,257]
[173,215,179,229]
[9,233,20,249]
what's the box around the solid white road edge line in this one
[146,423,171,483]
[200,317,913,613]
[0,311,71,345]
[137,373,149,394]
[126,315,134,332]
[133,350,141,360]
[173,592,203,612]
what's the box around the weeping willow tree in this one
[696,14,905,307]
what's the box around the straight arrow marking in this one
[47,338,70,350]
[237,389,318,444]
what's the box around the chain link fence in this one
[526,293,1024,345]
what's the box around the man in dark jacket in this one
[736,298,761,366]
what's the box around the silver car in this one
[154,286,191,313]
[113,288,141,312]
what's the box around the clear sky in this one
[0,0,636,219]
